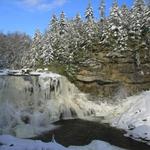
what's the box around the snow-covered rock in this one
[112,91,150,144]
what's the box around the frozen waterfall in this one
[0,70,106,138]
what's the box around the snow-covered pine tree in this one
[85,0,95,37]
[24,29,42,68]
[141,2,150,59]
[59,11,67,35]
[129,0,146,68]
[129,0,145,40]
[50,14,59,33]
[39,24,52,65]
[121,4,130,28]
[74,13,83,30]
[84,0,98,52]
[106,0,128,58]
[47,14,60,61]
[68,13,85,63]
[40,40,54,65]
[120,4,130,50]
[85,0,94,23]
[98,0,109,46]
[55,11,70,63]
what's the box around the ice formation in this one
[0,70,112,138]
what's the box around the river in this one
[32,119,150,150]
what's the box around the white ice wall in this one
[0,72,106,138]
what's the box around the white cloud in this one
[19,0,67,11]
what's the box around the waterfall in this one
[0,71,106,138]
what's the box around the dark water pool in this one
[32,119,150,150]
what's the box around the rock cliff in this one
[74,49,150,98]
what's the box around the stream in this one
[33,119,150,150]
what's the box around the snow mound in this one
[69,140,126,150]
[0,135,126,150]
[125,125,150,142]
[112,91,150,144]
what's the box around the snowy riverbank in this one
[0,135,126,150]
[112,91,150,145]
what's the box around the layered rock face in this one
[75,49,150,98]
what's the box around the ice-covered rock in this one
[112,91,150,144]
[0,70,113,138]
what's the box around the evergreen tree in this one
[74,13,83,30]
[59,11,67,35]
[47,14,60,60]
[40,40,53,65]
[85,0,95,37]
[26,29,42,68]
[121,4,130,28]
[141,3,150,59]
[84,0,97,52]
[50,14,59,33]
[53,11,70,64]
[69,14,85,63]
[129,0,146,67]
[106,1,128,57]
[85,0,94,23]
[129,0,145,40]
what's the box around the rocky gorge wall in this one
[75,49,150,98]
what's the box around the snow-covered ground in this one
[112,91,150,145]
[0,135,126,150]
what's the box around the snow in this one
[0,69,61,78]
[125,125,150,142]
[0,69,115,138]
[112,91,150,144]
[0,69,8,75]
[69,140,126,150]
[0,135,126,150]
[38,72,61,78]
[0,135,67,150]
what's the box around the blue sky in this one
[0,0,133,36]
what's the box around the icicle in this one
[51,134,56,143]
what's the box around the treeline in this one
[0,0,149,70]
[22,0,149,71]
[0,32,31,68]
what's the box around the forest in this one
[0,0,149,74]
